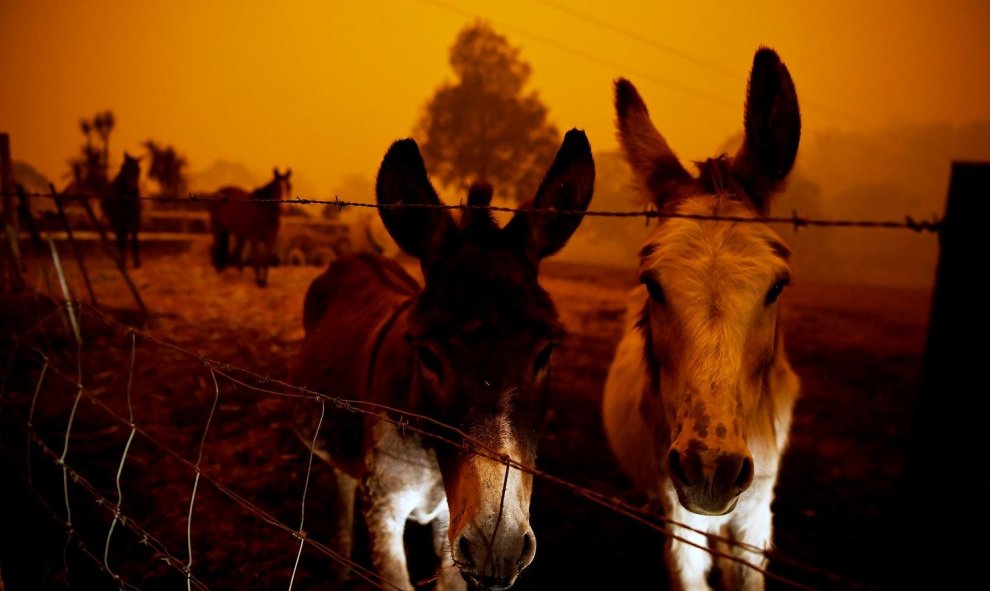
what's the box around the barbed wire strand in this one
[72,305,860,590]
[104,331,138,589]
[185,365,221,591]
[1,399,211,590]
[10,190,942,233]
[14,340,400,591]
[287,398,325,591]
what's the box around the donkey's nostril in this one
[458,536,474,566]
[668,448,690,486]
[518,532,536,567]
[736,456,755,491]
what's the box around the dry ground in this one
[0,244,930,590]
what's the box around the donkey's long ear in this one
[376,139,456,261]
[732,47,801,214]
[504,129,595,261]
[615,79,693,207]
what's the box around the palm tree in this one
[94,111,115,176]
[143,140,188,197]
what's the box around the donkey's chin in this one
[673,486,739,517]
[460,570,521,591]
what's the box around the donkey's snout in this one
[667,443,754,516]
[453,524,536,590]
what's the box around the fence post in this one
[901,161,988,585]
[1,133,25,292]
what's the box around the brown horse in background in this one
[294,131,595,590]
[100,152,142,268]
[210,168,291,287]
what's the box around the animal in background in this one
[210,167,291,287]
[602,47,802,590]
[294,130,594,590]
[100,152,143,268]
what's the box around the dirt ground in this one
[0,243,931,590]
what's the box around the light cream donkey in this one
[603,47,802,590]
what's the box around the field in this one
[0,244,931,590]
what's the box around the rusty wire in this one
[9,190,942,233]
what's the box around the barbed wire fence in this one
[1,294,869,591]
[1,175,967,590]
[8,190,945,233]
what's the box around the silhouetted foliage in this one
[143,140,189,196]
[67,110,115,193]
[416,21,560,203]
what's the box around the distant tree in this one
[416,21,560,203]
[68,110,116,193]
[143,140,189,196]
[93,111,115,169]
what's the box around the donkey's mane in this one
[694,155,747,203]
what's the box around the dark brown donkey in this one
[210,167,291,287]
[294,130,594,590]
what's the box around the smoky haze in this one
[550,121,990,289]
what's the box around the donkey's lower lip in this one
[675,490,739,516]
[461,571,518,591]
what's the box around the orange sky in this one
[2,0,989,199]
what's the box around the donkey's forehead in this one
[411,248,561,339]
[639,196,790,284]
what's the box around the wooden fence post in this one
[901,161,989,585]
[1,133,25,291]
[48,184,98,306]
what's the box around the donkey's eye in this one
[533,344,554,379]
[640,274,666,305]
[416,346,444,382]
[765,278,790,305]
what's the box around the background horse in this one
[602,47,802,590]
[210,167,291,287]
[294,131,594,590]
[100,152,142,268]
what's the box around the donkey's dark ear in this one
[376,139,456,260]
[504,129,595,260]
[615,78,693,207]
[732,47,801,214]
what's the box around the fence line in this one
[14,340,400,591]
[1,398,211,590]
[0,262,868,589]
[17,332,799,591]
[9,190,943,233]
[74,301,866,590]
[15,473,143,591]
